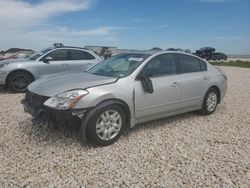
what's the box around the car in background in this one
[0,44,102,92]
[5,51,35,60]
[3,51,34,60]
[22,51,227,146]
[195,47,227,61]
[211,53,227,61]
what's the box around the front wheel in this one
[199,88,218,115]
[85,104,126,146]
[7,71,34,92]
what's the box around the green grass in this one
[210,60,250,68]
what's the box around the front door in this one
[134,53,182,119]
[38,49,69,77]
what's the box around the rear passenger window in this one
[178,55,203,73]
[70,50,95,60]
[199,60,207,71]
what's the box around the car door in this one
[67,49,99,71]
[176,54,209,109]
[38,49,69,77]
[134,53,182,119]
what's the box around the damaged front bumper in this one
[21,95,87,128]
[21,91,91,144]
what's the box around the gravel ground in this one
[0,67,249,188]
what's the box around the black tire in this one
[85,104,126,146]
[199,88,218,115]
[7,71,34,92]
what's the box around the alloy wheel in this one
[11,75,31,91]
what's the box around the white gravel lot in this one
[0,67,249,187]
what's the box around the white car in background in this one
[0,44,102,92]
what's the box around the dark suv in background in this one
[195,47,227,61]
[211,53,227,61]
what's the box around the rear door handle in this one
[62,63,69,66]
[171,82,180,87]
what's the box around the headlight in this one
[43,90,88,110]
[0,62,10,68]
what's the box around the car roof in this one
[116,51,206,64]
[120,50,193,55]
[55,46,88,50]
[50,46,97,55]
[120,50,204,59]
[119,51,156,55]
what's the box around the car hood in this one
[0,58,31,65]
[28,72,117,97]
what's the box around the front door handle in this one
[171,82,180,87]
[203,75,209,80]
[62,63,69,66]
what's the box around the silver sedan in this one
[22,51,227,146]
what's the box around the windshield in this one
[88,53,150,78]
[28,47,53,60]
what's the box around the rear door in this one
[176,54,209,109]
[67,49,99,71]
[134,53,182,119]
[38,49,70,76]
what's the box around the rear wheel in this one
[85,104,126,146]
[7,71,34,92]
[199,88,218,115]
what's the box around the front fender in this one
[74,92,116,109]
[6,62,38,80]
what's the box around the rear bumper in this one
[220,80,227,102]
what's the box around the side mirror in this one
[138,74,154,93]
[43,56,52,63]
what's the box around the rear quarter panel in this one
[207,64,227,102]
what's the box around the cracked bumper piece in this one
[21,91,87,128]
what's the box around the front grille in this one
[25,91,49,107]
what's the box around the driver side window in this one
[43,49,68,61]
[142,54,176,76]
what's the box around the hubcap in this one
[96,110,122,141]
[206,92,217,112]
[12,75,30,91]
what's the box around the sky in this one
[0,0,249,54]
